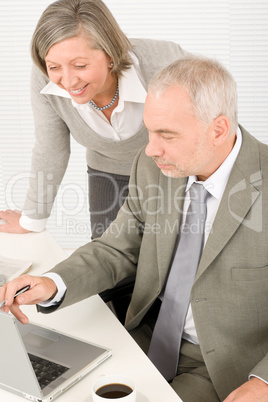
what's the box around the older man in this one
[1,56,268,402]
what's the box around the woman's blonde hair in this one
[31,0,132,77]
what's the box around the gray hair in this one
[31,0,132,78]
[149,55,238,134]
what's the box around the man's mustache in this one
[152,157,176,166]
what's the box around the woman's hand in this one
[0,210,31,234]
[0,274,57,324]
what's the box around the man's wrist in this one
[249,375,268,386]
[39,273,67,306]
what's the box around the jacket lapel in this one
[156,174,186,286]
[196,127,262,281]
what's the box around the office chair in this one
[99,275,136,324]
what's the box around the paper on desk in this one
[0,255,32,283]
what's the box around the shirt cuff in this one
[249,374,268,385]
[38,273,67,307]
[20,213,47,232]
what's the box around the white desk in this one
[0,231,182,402]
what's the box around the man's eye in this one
[76,65,86,69]
[163,136,174,140]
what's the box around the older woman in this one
[0,0,187,238]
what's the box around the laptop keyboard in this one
[28,353,69,389]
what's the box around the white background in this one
[0,0,267,249]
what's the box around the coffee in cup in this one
[92,375,136,401]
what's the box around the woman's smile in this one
[68,84,89,96]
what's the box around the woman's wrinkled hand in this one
[0,210,31,234]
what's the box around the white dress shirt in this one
[20,53,147,232]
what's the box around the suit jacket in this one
[48,125,268,400]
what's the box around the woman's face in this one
[45,35,115,104]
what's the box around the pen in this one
[0,285,30,308]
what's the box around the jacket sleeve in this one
[249,357,268,384]
[130,38,191,86]
[23,64,71,220]
[40,148,147,310]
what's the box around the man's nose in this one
[145,134,164,158]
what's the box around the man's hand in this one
[0,274,57,324]
[224,377,268,401]
[0,210,31,234]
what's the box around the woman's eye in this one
[76,65,86,69]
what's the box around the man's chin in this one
[160,165,190,178]
[160,168,180,178]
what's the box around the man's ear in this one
[213,115,230,146]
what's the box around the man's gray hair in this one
[149,55,238,134]
[31,0,132,78]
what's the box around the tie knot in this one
[189,183,210,204]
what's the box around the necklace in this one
[88,82,119,111]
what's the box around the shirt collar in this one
[186,126,242,199]
[40,80,72,98]
[40,52,147,111]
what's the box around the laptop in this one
[0,311,112,401]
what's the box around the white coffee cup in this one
[92,374,136,402]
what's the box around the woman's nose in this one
[59,69,78,89]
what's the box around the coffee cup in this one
[92,374,136,401]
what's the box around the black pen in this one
[0,285,30,308]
